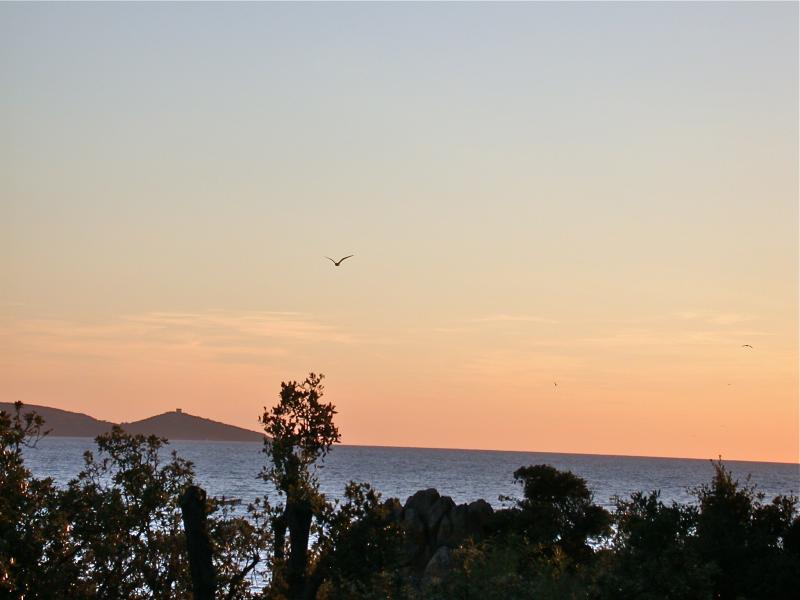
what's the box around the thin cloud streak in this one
[124,310,357,344]
[579,329,772,348]
[672,311,757,325]
[472,314,558,324]
[1,310,360,365]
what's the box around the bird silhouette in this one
[741,344,753,349]
[326,255,354,267]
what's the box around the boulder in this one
[422,546,453,587]
[401,507,430,569]
[467,499,494,536]
[436,503,468,547]
[399,490,496,574]
[402,507,428,545]
[428,495,455,533]
[404,488,441,528]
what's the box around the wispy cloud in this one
[459,349,582,386]
[432,314,557,338]
[672,311,756,325]
[124,310,356,344]
[433,327,469,334]
[580,328,771,348]
[706,314,755,325]
[0,310,357,364]
[471,314,558,324]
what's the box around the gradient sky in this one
[1,2,797,463]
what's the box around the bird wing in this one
[325,257,337,264]
[338,255,354,263]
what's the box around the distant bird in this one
[741,344,753,349]
[554,381,558,390]
[326,255,354,267]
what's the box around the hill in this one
[0,402,264,442]
[0,402,115,437]
[121,410,264,442]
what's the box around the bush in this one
[0,403,272,600]
[3,398,798,600]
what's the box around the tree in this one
[598,491,713,599]
[694,459,800,599]
[311,482,405,599]
[508,464,611,560]
[0,401,75,599]
[260,373,341,600]
[424,465,611,600]
[1,403,273,600]
[64,426,274,600]
[61,426,196,599]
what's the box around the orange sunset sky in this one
[1,3,798,463]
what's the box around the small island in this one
[0,403,264,442]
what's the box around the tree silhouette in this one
[260,373,340,600]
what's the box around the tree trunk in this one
[180,485,217,600]
[273,511,287,560]
[286,498,313,600]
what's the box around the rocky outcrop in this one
[388,488,495,582]
[422,546,453,586]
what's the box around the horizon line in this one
[8,401,797,467]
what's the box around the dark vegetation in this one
[2,373,798,599]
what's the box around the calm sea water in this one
[23,437,799,509]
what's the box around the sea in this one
[23,437,800,510]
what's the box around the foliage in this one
[3,396,799,600]
[258,373,402,600]
[207,496,274,600]
[423,535,599,600]
[60,426,195,598]
[314,482,406,599]
[597,491,713,599]
[693,459,800,600]
[418,460,800,600]
[501,464,612,559]
[259,372,340,502]
[0,401,70,599]
[424,465,611,600]
[0,404,271,600]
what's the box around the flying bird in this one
[741,344,753,349]
[326,255,354,267]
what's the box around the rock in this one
[401,507,430,569]
[436,513,453,548]
[449,503,469,535]
[403,507,427,545]
[467,499,494,536]
[428,495,455,533]
[422,546,453,586]
[436,500,492,547]
[399,490,495,574]
[404,488,441,528]
[436,503,467,547]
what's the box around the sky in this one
[1,2,797,463]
